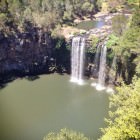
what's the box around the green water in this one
[0,74,109,140]
[75,20,105,30]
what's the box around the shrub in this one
[43,128,89,140]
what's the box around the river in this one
[75,20,106,30]
[0,73,109,140]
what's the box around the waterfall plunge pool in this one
[0,73,109,140]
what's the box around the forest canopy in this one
[0,0,100,33]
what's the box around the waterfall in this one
[70,36,85,85]
[106,56,116,93]
[108,56,116,84]
[96,43,107,90]
[93,45,101,77]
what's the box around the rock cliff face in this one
[0,26,54,77]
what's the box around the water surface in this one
[75,20,105,30]
[0,74,109,140]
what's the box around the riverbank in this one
[61,11,131,39]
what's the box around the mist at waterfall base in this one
[70,36,85,85]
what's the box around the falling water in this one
[106,56,116,93]
[96,43,107,90]
[70,36,85,85]
[93,45,101,77]
[108,56,116,84]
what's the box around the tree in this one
[116,10,140,79]
[111,14,128,36]
[43,128,89,140]
[131,9,140,27]
[81,2,94,15]
[100,78,140,140]
[0,13,7,30]
[0,0,8,13]
[63,0,73,21]
[107,9,140,83]
[7,0,23,18]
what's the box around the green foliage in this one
[33,11,60,30]
[106,9,140,82]
[0,0,99,34]
[106,34,119,49]
[107,0,125,12]
[88,35,99,53]
[91,35,99,48]
[131,9,140,27]
[106,50,115,67]
[43,128,89,140]
[111,14,128,36]
[63,11,73,21]
[51,24,62,38]
[63,0,73,21]
[7,0,23,15]
[127,0,139,3]
[96,0,103,10]
[0,13,7,29]
[100,78,140,140]
[126,0,140,7]
[115,10,140,78]
[106,0,139,11]
[102,34,119,66]
[81,2,94,15]
[134,55,140,76]
[54,36,65,49]
[0,0,8,13]
[119,27,140,55]
[23,7,33,22]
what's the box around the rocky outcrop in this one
[0,26,54,76]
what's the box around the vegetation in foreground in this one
[43,128,89,140]
[100,77,140,140]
